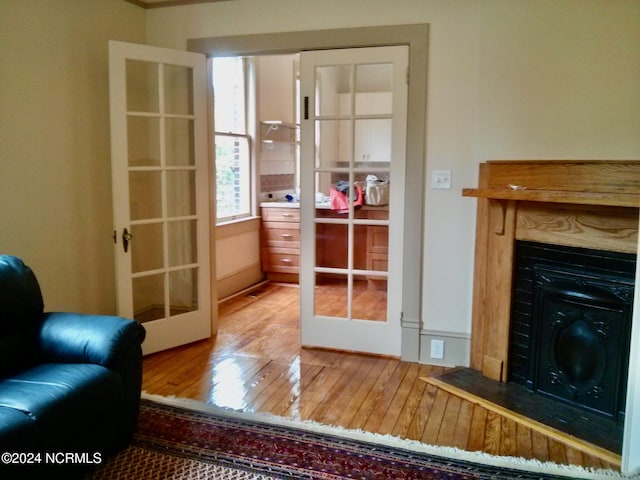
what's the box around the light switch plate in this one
[431,170,452,189]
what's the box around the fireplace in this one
[510,241,635,420]
[462,160,640,463]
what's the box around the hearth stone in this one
[510,241,635,421]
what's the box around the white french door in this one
[108,41,211,355]
[299,46,408,356]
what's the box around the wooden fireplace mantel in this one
[465,160,640,382]
[462,187,640,208]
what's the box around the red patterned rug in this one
[86,397,622,479]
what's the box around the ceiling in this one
[125,0,232,8]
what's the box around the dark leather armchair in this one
[0,255,145,471]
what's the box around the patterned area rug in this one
[86,396,625,480]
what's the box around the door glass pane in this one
[315,274,348,318]
[166,170,195,217]
[164,64,193,115]
[354,118,391,164]
[352,278,387,322]
[168,220,197,267]
[169,268,197,316]
[361,176,390,215]
[127,116,160,167]
[126,59,159,113]
[131,223,163,273]
[129,171,162,220]
[315,119,350,168]
[353,224,369,271]
[315,222,348,269]
[133,273,164,323]
[165,118,194,166]
[315,65,351,116]
[355,63,392,113]
[315,171,347,209]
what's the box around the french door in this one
[108,41,211,354]
[299,46,408,356]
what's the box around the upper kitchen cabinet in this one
[335,63,393,165]
[353,92,392,163]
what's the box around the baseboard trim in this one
[419,330,470,367]
[216,263,264,300]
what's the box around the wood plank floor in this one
[142,282,619,472]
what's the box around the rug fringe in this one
[140,392,630,479]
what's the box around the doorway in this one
[299,46,408,356]
[193,24,429,361]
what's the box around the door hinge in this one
[113,230,117,244]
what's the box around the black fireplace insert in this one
[510,241,636,421]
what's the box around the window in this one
[212,57,252,223]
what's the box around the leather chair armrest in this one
[37,312,145,368]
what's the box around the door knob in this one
[122,228,133,253]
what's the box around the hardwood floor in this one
[142,282,619,472]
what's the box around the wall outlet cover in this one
[430,339,445,359]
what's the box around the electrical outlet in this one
[430,339,445,360]
[431,170,452,190]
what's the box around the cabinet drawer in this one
[367,226,388,254]
[262,207,300,222]
[262,222,300,247]
[367,252,388,272]
[262,247,300,273]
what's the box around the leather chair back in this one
[0,255,45,375]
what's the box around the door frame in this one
[189,24,428,361]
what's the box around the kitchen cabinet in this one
[339,92,392,164]
[260,206,300,282]
[261,204,389,284]
[366,225,388,288]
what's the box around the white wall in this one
[144,0,640,364]
[0,0,146,313]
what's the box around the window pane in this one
[165,117,194,166]
[215,135,250,220]
[133,273,164,323]
[169,268,198,315]
[167,170,196,217]
[164,64,193,115]
[212,57,245,134]
[126,59,159,113]
[131,223,163,273]
[168,220,197,267]
[129,171,162,220]
[315,65,351,117]
[127,116,160,167]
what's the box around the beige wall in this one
[145,0,640,350]
[0,0,145,313]
[1,0,638,343]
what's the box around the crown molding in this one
[124,0,232,9]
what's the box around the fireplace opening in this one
[510,241,636,422]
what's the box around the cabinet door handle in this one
[281,258,292,263]
[281,213,293,218]
[281,234,293,239]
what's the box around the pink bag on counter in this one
[329,185,363,214]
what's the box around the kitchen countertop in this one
[260,201,388,210]
[261,201,308,208]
